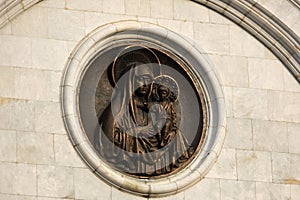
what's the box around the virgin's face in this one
[133,67,153,96]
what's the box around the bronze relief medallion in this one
[79,45,205,178]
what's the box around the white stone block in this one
[17,132,54,164]
[256,182,290,200]
[0,163,36,195]
[37,0,65,8]
[248,58,284,90]
[0,130,16,162]
[74,168,111,200]
[54,134,85,167]
[35,101,66,134]
[264,48,277,60]
[150,0,173,19]
[237,150,272,182]
[15,68,61,101]
[210,55,248,87]
[206,148,237,179]
[233,88,268,120]
[125,0,150,17]
[31,38,70,71]
[14,100,35,131]
[37,198,66,200]
[291,185,300,200]
[283,69,300,93]
[252,120,288,152]
[272,152,300,184]
[148,192,184,200]
[0,98,15,130]
[48,8,85,41]
[11,6,48,38]
[0,66,15,98]
[223,118,252,150]
[0,22,12,34]
[268,91,300,123]
[194,23,230,55]
[0,35,31,67]
[111,187,146,200]
[37,165,74,198]
[157,19,193,40]
[103,0,125,14]
[288,123,300,154]
[14,163,37,195]
[184,178,220,200]
[84,12,137,34]
[0,194,37,200]
[220,180,255,200]
[174,0,209,22]
[208,9,233,25]
[229,25,265,58]
[223,86,233,117]
[66,0,102,12]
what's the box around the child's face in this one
[158,85,169,99]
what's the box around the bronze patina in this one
[80,45,204,178]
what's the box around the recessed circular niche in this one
[61,21,226,197]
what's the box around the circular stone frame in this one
[61,21,226,197]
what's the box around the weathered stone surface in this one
[17,132,54,164]
[0,66,15,98]
[224,118,252,150]
[233,88,268,120]
[11,6,48,38]
[125,0,150,17]
[74,168,111,200]
[54,134,84,167]
[66,0,102,12]
[0,35,31,67]
[256,182,290,200]
[237,150,272,182]
[194,23,229,55]
[48,8,85,41]
[252,120,288,152]
[174,0,209,22]
[206,148,237,179]
[268,91,300,123]
[220,180,255,200]
[229,25,265,58]
[0,130,16,162]
[248,58,284,90]
[0,163,36,195]
[103,0,125,14]
[272,152,300,184]
[150,0,173,19]
[288,123,300,154]
[37,165,74,198]
[185,178,220,200]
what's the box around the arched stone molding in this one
[0,0,42,27]
[193,0,300,83]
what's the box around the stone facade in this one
[0,0,299,199]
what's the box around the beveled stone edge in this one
[60,20,226,197]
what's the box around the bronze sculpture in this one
[93,46,195,177]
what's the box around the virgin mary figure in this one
[94,46,194,177]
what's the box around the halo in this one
[154,75,179,102]
[111,45,161,87]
